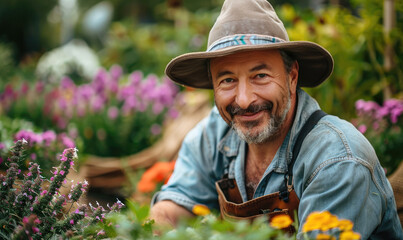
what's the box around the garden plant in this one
[0,140,124,239]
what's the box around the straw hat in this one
[165,0,334,89]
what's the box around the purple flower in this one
[70,219,74,224]
[91,95,105,112]
[390,107,403,124]
[77,84,95,101]
[152,102,164,115]
[117,85,136,101]
[358,124,367,134]
[61,76,76,89]
[42,130,57,146]
[141,74,158,100]
[129,71,143,87]
[108,106,119,120]
[384,99,402,109]
[58,98,68,110]
[355,99,380,114]
[0,142,5,150]
[122,96,137,114]
[93,68,109,93]
[110,65,123,81]
[61,134,75,148]
[15,130,42,145]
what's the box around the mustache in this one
[226,102,273,117]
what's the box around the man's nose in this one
[235,80,256,109]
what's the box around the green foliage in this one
[100,7,216,76]
[277,1,403,119]
[0,0,58,60]
[104,200,295,240]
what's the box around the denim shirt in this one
[152,89,403,239]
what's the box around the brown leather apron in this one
[215,110,326,233]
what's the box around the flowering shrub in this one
[0,65,180,157]
[353,98,403,174]
[0,140,124,239]
[0,116,78,178]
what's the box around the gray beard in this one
[232,96,291,144]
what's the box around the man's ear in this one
[289,61,299,94]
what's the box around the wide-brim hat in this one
[165,0,334,89]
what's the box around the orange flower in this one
[339,231,361,240]
[192,204,211,216]
[316,233,336,240]
[270,214,293,229]
[137,160,176,193]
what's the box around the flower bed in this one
[0,65,180,157]
[353,98,403,174]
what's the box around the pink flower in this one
[110,64,123,81]
[70,219,74,224]
[107,106,119,120]
[129,71,143,87]
[61,134,75,148]
[358,124,367,134]
[41,130,57,146]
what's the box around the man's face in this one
[210,49,298,144]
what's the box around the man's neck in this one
[247,100,296,166]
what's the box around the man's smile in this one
[234,110,266,122]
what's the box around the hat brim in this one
[165,41,333,89]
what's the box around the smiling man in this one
[149,0,403,239]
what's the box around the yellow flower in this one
[339,231,361,240]
[270,214,293,229]
[337,219,354,231]
[316,233,336,240]
[320,214,339,231]
[192,204,211,216]
[302,211,330,232]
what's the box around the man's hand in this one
[149,200,194,227]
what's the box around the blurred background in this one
[0,0,402,203]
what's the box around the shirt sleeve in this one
[151,113,223,213]
[297,159,384,240]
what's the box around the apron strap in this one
[279,109,327,201]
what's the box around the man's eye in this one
[222,78,234,84]
[256,73,268,78]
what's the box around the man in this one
[150,0,403,239]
